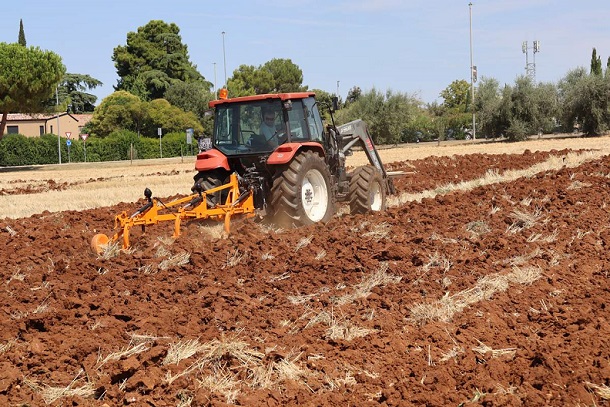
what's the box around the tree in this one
[438,79,472,138]
[112,20,211,100]
[335,88,422,144]
[227,59,306,97]
[88,91,144,136]
[142,99,203,136]
[88,91,203,138]
[474,77,503,138]
[559,67,610,135]
[0,42,65,138]
[345,86,362,106]
[51,73,102,113]
[440,79,470,111]
[164,81,214,122]
[591,48,603,76]
[260,58,307,93]
[18,19,26,46]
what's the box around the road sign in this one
[66,131,72,139]
[66,139,72,146]
[80,133,89,141]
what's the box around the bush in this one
[0,130,197,166]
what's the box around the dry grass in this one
[585,381,610,400]
[96,341,151,370]
[97,240,122,260]
[158,251,191,271]
[163,338,206,366]
[23,369,96,405]
[472,340,517,359]
[410,266,542,324]
[223,249,245,268]
[334,262,402,306]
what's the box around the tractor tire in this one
[192,169,229,207]
[348,165,387,214]
[270,150,334,228]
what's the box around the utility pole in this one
[222,31,227,88]
[469,2,476,140]
[213,62,217,94]
[56,86,61,164]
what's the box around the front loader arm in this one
[335,119,396,195]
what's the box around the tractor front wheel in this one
[348,165,387,214]
[270,150,334,227]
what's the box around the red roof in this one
[6,113,93,124]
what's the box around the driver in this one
[260,108,280,147]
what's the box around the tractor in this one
[91,91,395,253]
[192,91,395,227]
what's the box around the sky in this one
[3,0,610,106]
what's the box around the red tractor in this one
[192,91,395,228]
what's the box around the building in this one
[3,113,93,138]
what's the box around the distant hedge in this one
[0,131,198,166]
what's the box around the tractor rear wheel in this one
[270,150,334,227]
[348,165,386,214]
[192,169,229,207]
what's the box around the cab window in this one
[303,97,323,142]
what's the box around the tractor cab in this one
[203,92,326,157]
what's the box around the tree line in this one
[1,19,610,150]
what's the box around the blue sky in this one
[3,0,609,105]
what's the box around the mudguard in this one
[195,149,230,171]
[266,142,325,165]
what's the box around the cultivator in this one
[90,173,255,254]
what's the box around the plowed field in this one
[2,140,610,406]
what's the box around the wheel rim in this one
[301,169,329,222]
[370,181,383,211]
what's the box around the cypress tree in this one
[590,48,602,76]
[18,19,26,46]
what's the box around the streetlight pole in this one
[469,2,476,140]
[55,86,61,164]
[222,31,227,88]
[213,62,217,94]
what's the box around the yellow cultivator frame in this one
[91,173,255,254]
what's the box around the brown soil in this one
[1,149,609,406]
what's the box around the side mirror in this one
[203,109,214,118]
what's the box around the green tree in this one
[89,91,203,138]
[227,59,306,97]
[51,73,102,113]
[260,58,307,93]
[474,77,503,138]
[164,81,214,122]
[18,19,26,46]
[438,79,472,139]
[112,20,211,100]
[591,48,603,76]
[440,79,470,111]
[0,42,65,138]
[559,67,610,135]
[345,86,362,106]
[88,91,144,136]
[335,88,422,144]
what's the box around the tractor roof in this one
[209,92,316,107]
